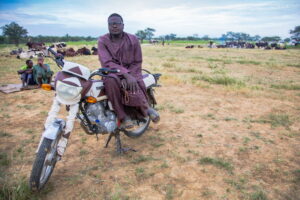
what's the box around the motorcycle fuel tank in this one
[62,61,91,80]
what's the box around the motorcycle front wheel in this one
[123,116,150,138]
[29,137,59,191]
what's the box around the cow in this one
[185,45,194,48]
[264,46,272,50]
[245,43,255,49]
[216,44,226,48]
[16,50,45,59]
[10,48,23,55]
[275,46,286,50]
[26,42,46,51]
[91,47,98,55]
[149,40,159,45]
[256,42,268,48]
[57,49,66,56]
[270,43,278,49]
[77,47,91,55]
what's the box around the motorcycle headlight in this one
[56,81,82,104]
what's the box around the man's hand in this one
[25,69,33,74]
[121,79,127,90]
[17,70,25,74]
[40,64,47,70]
[123,73,138,93]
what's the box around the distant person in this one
[17,59,36,88]
[33,56,53,86]
[97,13,160,128]
[209,41,213,48]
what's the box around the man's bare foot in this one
[21,85,28,90]
[121,117,134,129]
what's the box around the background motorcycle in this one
[29,48,161,191]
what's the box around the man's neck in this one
[110,32,124,42]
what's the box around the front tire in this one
[29,138,58,191]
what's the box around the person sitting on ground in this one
[33,56,53,86]
[17,59,36,88]
[98,13,160,128]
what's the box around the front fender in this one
[43,119,65,140]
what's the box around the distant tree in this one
[158,35,165,40]
[1,22,28,46]
[187,36,195,40]
[220,34,227,41]
[192,34,199,39]
[290,25,300,41]
[225,31,235,41]
[221,31,254,42]
[144,27,156,41]
[261,36,281,42]
[284,38,291,43]
[239,33,251,41]
[63,34,70,42]
[252,35,261,41]
[86,36,93,41]
[135,30,147,43]
[169,33,176,40]
[0,35,6,44]
[164,33,176,41]
[202,35,210,41]
[164,35,170,40]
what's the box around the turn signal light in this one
[86,96,97,103]
[41,84,52,91]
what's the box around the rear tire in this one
[123,116,150,138]
[29,138,57,191]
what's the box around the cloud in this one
[0,0,299,37]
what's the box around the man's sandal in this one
[121,118,134,129]
[148,108,160,123]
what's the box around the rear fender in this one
[147,87,157,107]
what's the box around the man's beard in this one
[110,31,123,38]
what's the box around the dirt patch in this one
[0,46,299,200]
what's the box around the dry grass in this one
[0,44,300,200]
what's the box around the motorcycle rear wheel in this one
[123,116,150,138]
[29,137,59,191]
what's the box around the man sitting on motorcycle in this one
[98,13,160,128]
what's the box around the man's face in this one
[27,61,33,68]
[108,16,124,36]
[38,58,44,65]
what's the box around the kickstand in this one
[104,132,114,148]
[104,131,136,154]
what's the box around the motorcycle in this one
[29,47,161,191]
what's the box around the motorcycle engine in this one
[85,101,117,134]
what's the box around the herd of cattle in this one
[9,40,289,59]
[10,42,99,59]
[186,41,287,50]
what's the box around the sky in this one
[0,0,299,38]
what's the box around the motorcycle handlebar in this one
[48,47,58,57]
[89,68,120,79]
[47,47,64,68]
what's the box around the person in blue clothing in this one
[17,59,36,88]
